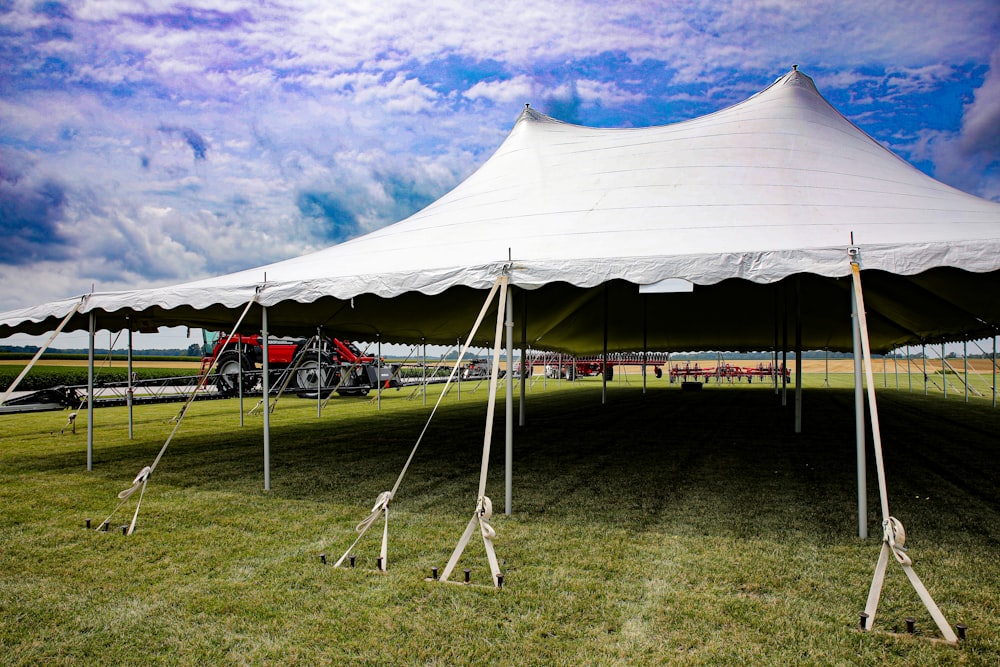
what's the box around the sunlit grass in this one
[1,376,998,665]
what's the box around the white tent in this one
[2,67,999,352]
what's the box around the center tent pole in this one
[922,343,927,396]
[994,334,997,409]
[262,306,271,491]
[642,296,648,395]
[964,340,969,403]
[422,338,427,406]
[794,276,802,433]
[505,285,514,515]
[519,293,526,427]
[941,341,948,398]
[602,284,608,405]
[87,312,95,472]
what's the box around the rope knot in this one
[355,491,392,533]
[118,466,152,500]
[476,495,496,540]
[883,516,911,565]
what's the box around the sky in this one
[1,0,999,350]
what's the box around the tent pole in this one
[773,287,779,394]
[87,312,95,472]
[262,306,271,491]
[317,327,322,418]
[824,347,829,387]
[127,325,134,440]
[964,340,968,403]
[519,293,526,426]
[781,284,787,407]
[907,346,912,393]
[642,295,648,395]
[377,334,382,412]
[422,338,427,407]
[602,284,608,405]
[851,283,867,539]
[892,349,899,390]
[505,285,514,515]
[922,343,927,396]
[794,276,802,433]
[941,342,946,399]
[456,339,461,401]
[994,334,997,409]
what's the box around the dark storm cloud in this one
[158,124,209,161]
[295,190,362,243]
[0,160,72,265]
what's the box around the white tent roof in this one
[2,68,999,352]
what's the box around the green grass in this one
[1,376,998,665]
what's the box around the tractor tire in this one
[215,350,253,395]
[291,356,333,391]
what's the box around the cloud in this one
[157,124,209,161]
[0,154,73,264]
[959,47,1000,157]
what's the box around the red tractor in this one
[202,334,395,397]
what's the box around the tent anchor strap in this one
[851,259,958,644]
[438,277,509,588]
[439,495,502,587]
[328,275,509,573]
[95,295,259,536]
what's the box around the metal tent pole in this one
[505,285,514,515]
[262,306,271,491]
[907,346,912,393]
[642,296,648,395]
[87,312,95,472]
[422,338,427,406]
[922,344,927,396]
[602,285,608,405]
[519,295,526,426]
[942,342,946,399]
[127,325,134,440]
[964,340,968,403]
[892,350,899,390]
[852,284,867,539]
[781,285,787,407]
[317,327,322,418]
[994,334,997,409]
[794,277,802,433]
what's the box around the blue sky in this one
[1,1,999,348]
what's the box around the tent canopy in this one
[2,68,999,353]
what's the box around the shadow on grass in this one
[6,385,997,549]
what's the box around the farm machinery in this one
[203,333,397,397]
[668,361,789,384]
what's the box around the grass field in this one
[1,374,998,665]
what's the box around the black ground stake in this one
[100,521,109,532]
[858,612,869,630]
[120,525,128,536]
[464,568,471,584]
[85,518,91,529]
[376,557,383,571]
[956,624,967,641]
[320,553,326,565]
[497,573,504,589]
[431,566,438,580]
[905,617,916,634]
[349,555,355,568]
